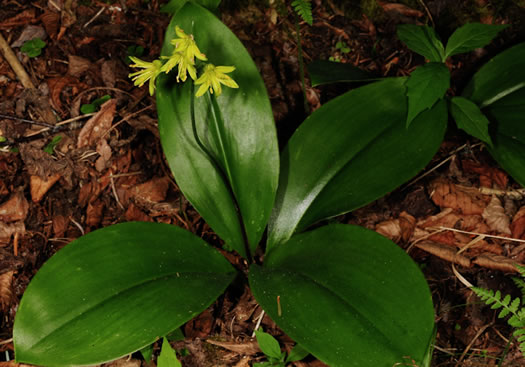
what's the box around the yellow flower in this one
[128,56,163,96]
[171,26,207,64]
[194,64,239,97]
[161,51,197,82]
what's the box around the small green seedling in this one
[329,41,351,62]
[471,265,525,356]
[157,337,182,367]
[254,330,309,367]
[43,136,62,155]
[20,38,46,58]
[125,45,145,64]
[80,95,111,114]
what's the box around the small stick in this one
[251,310,265,337]
[0,32,35,89]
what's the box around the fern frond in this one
[291,0,313,25]
[516,264,525,278]
[512,276,525,303]
[472,287,522,321]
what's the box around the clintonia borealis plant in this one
[12,3,451,367]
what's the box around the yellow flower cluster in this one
[128,26,239,97]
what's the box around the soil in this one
[1,1,525,366]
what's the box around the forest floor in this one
[2,0,525,366]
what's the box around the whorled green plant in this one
[12,2,452,367]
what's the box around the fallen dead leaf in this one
[30,173,61,203]
[0,9,36,29]
[101,60,116,87]
[415,241,471,267]
[376,219,401,242]
[378,1,424,17]
[95,139,112,172]
[473,254,523,273]
[132,176,169,203]
[462,160,508,188]
[206,339,261,355]
[11,25,47,47]
[430,179,487,215]
[0,191,29,222]
[102,357,140,367]
[511,206,525,239]
[77,99,116,148]
[86,199,104,228]
[41,10,60,40]
[52,214,69,238]
[67,55,92,77]
[125,203,151,222]
[0,270,14,312]
[482,196,511,235]
[185,309,214,339]
[0,221,25,242]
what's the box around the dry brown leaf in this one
[125,203,151,222]
[47,76,78,116]
[378,1,424,17]
[185,309,213,338]
[30,173,61,203]
[429,179,487,215]
[132,176,169,203]
[233,357,251,367]
[473,254,523,273]
[52,214,69,237]
[102,357,140,367]
[86,200,104,228]
[11,25,47,47]
[482,196,511,235]
[0,191,29,222]
[67,55,92,77]
[0,270,14,312]
[511,206,525,239]
[0,221,25,242]
[0,9,36,29]
[101,60,116,87]
[95,139,112,172]
[206,339,261,355]
[415,241,471,267]
[376,219,401,242]
[41,10,60,39]
[462,160,508,188]
[77,99,116,148]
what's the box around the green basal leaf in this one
[250,225,435,367]
[397,24,445,62]
[13,222,235,366]
[160,0,221,14]
[483,87,525,187]
[307,60,377,87]
[450,96,493,147]
[406,62,450,127]
[267,78,447,249]
[255,330,283,360]
[444,23,508,59]
[285,343,309,363]
[463,42,525,108]
[157,3,279,259]
[158,337,182,367]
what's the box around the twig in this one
[251,310,265,337]
[0,338,13,345]
[456,323,492,367]
[0,32,35,89]
[110,173,125,210]
[0,114,57,129]
[84,7,105,28]
[430,226,525,244]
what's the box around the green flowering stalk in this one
[128,25,238,97]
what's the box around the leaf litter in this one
[1,1,525,366]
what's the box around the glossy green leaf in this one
[445,23,508,59]
[156,3,279,259]
[158,338,182,367]
[250,225,435,367]
[462,42,525,108]
[450,96,493,147]
[255,330,283,360]
[285,344,309,363]
[308,60,376,87]
[406,62,450,127]
[267,78,447,249]
[14,222,235,366]
[397,24,445,62]
[160,0,221,14]
[483,87,525,187]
